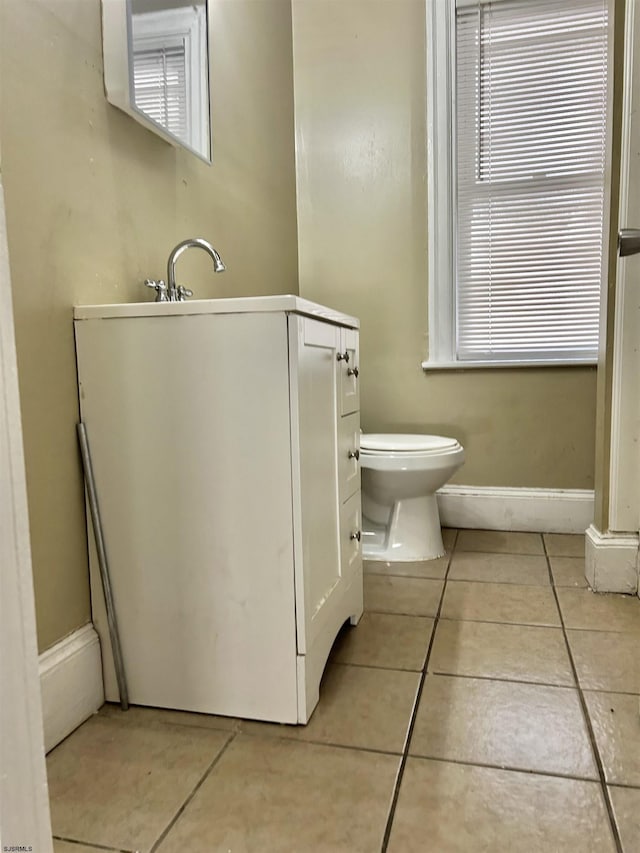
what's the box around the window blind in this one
[132,44,190,145]
[455,0,608,362]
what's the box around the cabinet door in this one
[339,328,360,415]
[76,312,299,721]
[289,316,342,655]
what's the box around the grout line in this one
[361,605,441,617]
[438,614,561,629]
[379,530,459,852]
[454,549,547,558]
[326,659,424,674]
[97,709,241,737]
[365,572,448,581]
[331,658,640,698]
[445,577,550,587]
[581,686,640,698]
[428,670,577,691]
[364,608,443,618]
[406,753,602,785]
[564,624,640,635]
[607,780,640,792]
[52,836,132,853]
[442,577,552,587]
[542,537,624,853]
[434,616,563,629]
[237,728,406,758]
[149,732,237,852]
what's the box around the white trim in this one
[426,0,456,364]
[0,178,52,845]
[39,624,104,754]
[585,524,639,594]
[422,358,597,371]
[437,485,594,534]
[608,0,640,532]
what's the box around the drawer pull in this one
[350,530,361,542]
[347,366,359,378]
[336,351,350,363]
[348,449,360,460]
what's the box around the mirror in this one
[101,0,212,163]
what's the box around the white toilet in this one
[360,434,465,561]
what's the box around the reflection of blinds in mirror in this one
[132,45,190,144]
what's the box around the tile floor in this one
[48,529,640,852]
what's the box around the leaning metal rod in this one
[76,423,129,711]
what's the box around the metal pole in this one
[76,422,129,711]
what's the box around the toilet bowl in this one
[360,434,465,561]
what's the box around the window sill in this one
[421,358,598,371]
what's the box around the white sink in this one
[74,295,359,328]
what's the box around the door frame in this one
[0,174,52,846]
[608,0,640,534]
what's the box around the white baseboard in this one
[39,624,104,753]
[585,524,639,594]
[437,486,595,534]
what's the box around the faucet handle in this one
[144,279,168,302]
[176,285,194,301]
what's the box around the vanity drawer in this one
[339,328,359,415]
[338,412,360,504]
[340,490,362,580]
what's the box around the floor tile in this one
[441,581,561,627]
[448,551,549,586]
[98,702,240,732]
[364,555,449,580]
[557,588,640,633]
[410,675,597,778]
[429,620,574,686]
[442,528,457,551]
[550,556,588,588]
[610,785,640,852]
[330,612,434,671]
[544,533,585,558]
[156,735,400,852]
[46,715,230,852]
[53,843,106,853]
[242,663,419,753]
[387,759,616,853]
[585,691,640,786]
[456,529,544,555]
[364,575,443,616]
[568,630,640,693]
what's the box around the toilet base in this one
[362,493,445,562]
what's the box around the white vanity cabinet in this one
[74,296,362,724]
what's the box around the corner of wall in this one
[585,523,639,593]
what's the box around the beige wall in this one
[292,0,597,490]
[1,0,298,652]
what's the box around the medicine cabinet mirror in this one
[101,0,212,163]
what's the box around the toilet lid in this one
[360,434,460,452]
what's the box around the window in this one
[426,0,609,368]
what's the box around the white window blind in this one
[132,42,190,146]
[455,0,608,363]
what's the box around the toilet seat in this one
[361,434,461,455]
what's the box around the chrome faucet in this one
[145,237,226,302]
